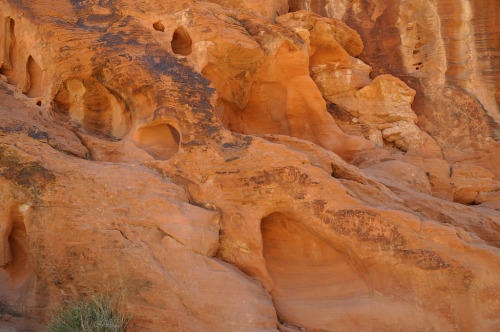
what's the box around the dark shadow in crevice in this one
[153,21,165,32]
[171,26,192,56]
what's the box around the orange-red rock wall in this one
[0,0,499,331]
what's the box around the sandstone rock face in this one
[298,0,500,178]
[277,11,444,160]
[0,0,499,331]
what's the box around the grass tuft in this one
[48,294,130,332]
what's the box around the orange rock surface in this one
[0,0,499,331]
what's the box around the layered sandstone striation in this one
[0,0,499,331]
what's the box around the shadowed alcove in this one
[171,26,192,56]
[133,123,180,160]
[261,212,370,329]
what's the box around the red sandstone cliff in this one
[0,0,499,331]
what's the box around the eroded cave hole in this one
[153,21,165,32]
[171,26,192,56]
[0,205,34,290]
[107,89,132,138]
[25,56,43,98]
[201,63,289,135]
[53,80,131,138]
[134,123,180,160]
[261,212,369,326]
[0,17,19,84]
[1,18,15,68]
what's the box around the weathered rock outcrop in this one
[0,0,499,331]
[292,0,500,177]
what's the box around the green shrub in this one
[48,294,130,332]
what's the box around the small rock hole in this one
[153,21,165,32]
[134,123,180,160]
[171,26,192,56]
